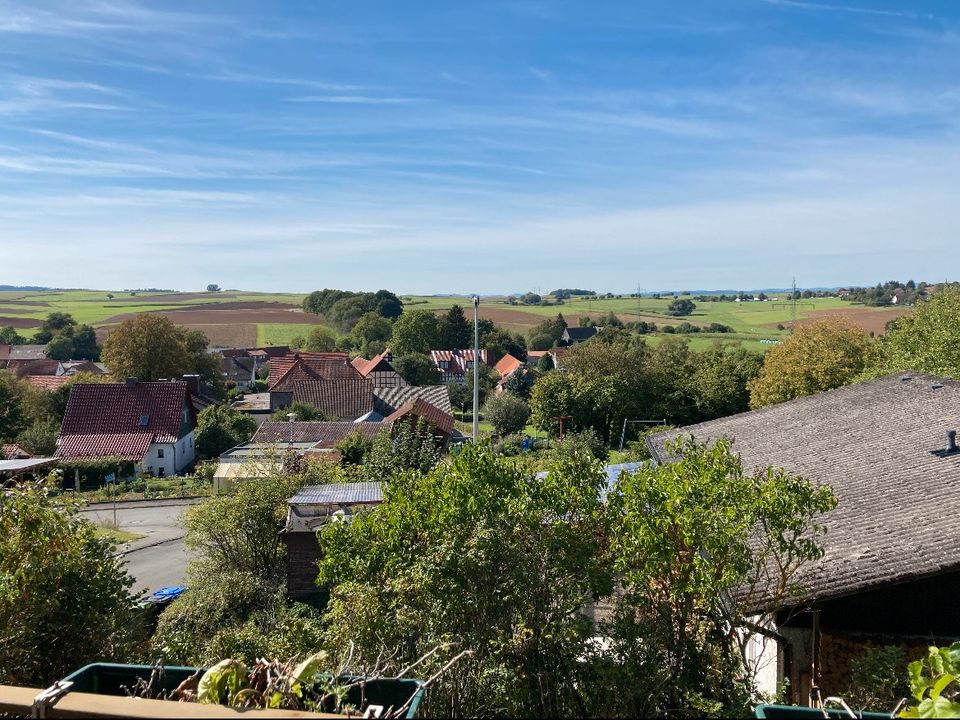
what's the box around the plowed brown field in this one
[770,307,909,335]
[103,301,322,326]
[0,316,41,328]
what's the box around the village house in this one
[266,351,374,417]
[558,326,599,346]
[492,353,524,395]
[350,349,407,388]
[647,373,960,707]
[429,349,488,384]
[221,354,258,390]
[373,384,453,417]
[56,378,196,477]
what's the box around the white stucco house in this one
[56,378,196,477]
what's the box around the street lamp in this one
[472,295,480,442]
[287,412,297,447]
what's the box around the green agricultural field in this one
[0,288,905,353]
[257,323,316,347]
[0,289,311,344]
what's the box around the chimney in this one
[948,430,958,454]
[125,377,137,388]
[182,374,201,396]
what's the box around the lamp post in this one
[287,412,297,447]
[472,295,480,442]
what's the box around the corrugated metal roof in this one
[290,482,383,505]
[0,457,56,473]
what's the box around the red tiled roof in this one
[352,350,398,379]
[429,349,488,376]
[290,378,374,420]
[58,381,191,462]
[22,374,72,390]
[384,398,455,436]
[494,353,522,379]
[1,443,32,459]
[57,433,154,461]
[268,352,361,390]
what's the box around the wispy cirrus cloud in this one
[758,0,927,20]
[285,94,423,105]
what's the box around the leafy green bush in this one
[1,480,140,685]
[318,445,612,717]
[553,428,608,461]
[845,645,909,711]
[152,570,273,666]
[900,643,960,718]
[335,431,372,465]
[483,393,530,436]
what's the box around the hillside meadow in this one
[0,289,907,352]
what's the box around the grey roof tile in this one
[646,372,960,605]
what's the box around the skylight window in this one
[139,414,149,427]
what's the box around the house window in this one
[157,448,165,458]
[440,360,449,369]
[158,467,165,478]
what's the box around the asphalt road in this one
[78,498,200,597]
[125,538,189,597]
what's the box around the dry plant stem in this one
[390,649,475,719]
[392,644,449,679]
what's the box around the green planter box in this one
[64,663,426,718]
[755,703,891,719]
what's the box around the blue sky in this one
[0,0,957,293]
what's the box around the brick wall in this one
[286,532,322,601]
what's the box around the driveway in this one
[78,498,202,596]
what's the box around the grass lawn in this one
[94,527,144,545]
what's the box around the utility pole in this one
[551,415,572,441]
[472,295,480,442]
[792,276,798,332]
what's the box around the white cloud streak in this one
[758,0,925,20]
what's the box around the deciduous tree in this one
[666,298,696,316]
[483,392,530,436]
[350,312,393,358]
[389,309,440,355]
[102,314,192,381]
[601,439,836,716]
[102,315,220,393]
[302,325,338,352]
[393,353,440,386]
[195,405,258,459]
[748,318,872,408]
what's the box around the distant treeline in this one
[301,288,404,331]
[550,288,596,299]
[840,280,931,306]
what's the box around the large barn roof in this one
[646,372,960,606]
